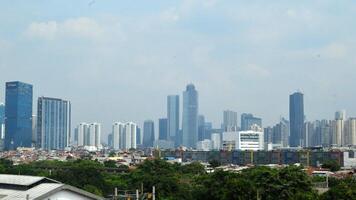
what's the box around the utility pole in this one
[114,187,118,200]
[136,189,139,200]
[152,186,155,200]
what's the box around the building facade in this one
[5,81,33,150]
[241,113,262,131]
[289,92,304,147]
[159,118,168,140]
[167,95,179,145]
[143,120,155,147]
[223,110,238,132]
[182,84,198,148]
[37,97,71,150]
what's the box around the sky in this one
[0,0,356,138]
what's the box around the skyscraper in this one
[241,113,262,131]
[37,97,71,150]
[5,81,33,150]
[223,110,238,132]
[112,122,124,150]
[77,123,89,146]
[89,123,101,147]
[198,115,205,141]
[125,122,137,149]
[167,95,179,144]
[289,92,304,147]
[158,118,168,140]
[0,103,4,140]
[182,84,198,148]
[143,120,155,147]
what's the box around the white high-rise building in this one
[77,123,89,146]
[112,122,124,150]
[345,118,356,146]
[89,123,101,147]
[112,122,137,150]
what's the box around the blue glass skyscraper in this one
[289,92,304,147]
[5,81,33,150]
[159,118,168,140]
[37,97,71,150]
[143,120,155,147]
[182,84,198,148]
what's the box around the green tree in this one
[321,160,341,172]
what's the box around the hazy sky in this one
[0,0,356,136]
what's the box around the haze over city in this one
[1,0,356,136]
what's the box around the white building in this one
[0,174,103,200]
[238,130,264,151]
[112,122,124,150]
[76,123,101,148]
[77,123,89,146]
[89,123,101,147]
[112,122,137,150]
[221,131,264,151]
[196,139,212,151]
[211,133,221,150]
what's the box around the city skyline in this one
[1,1,356,135]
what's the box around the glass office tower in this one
[37,97,71,150]
[5,81,33,150]
[289,92,304,147]
[182,84,198,148]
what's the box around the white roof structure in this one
[0,174,104,200]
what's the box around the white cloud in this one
[25,17,104,40]
[241,64,271,78]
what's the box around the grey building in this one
[182,84,198,148]
[289,92,304,147]
[198,115,205,141]
[167,95,179,145]
[143,120,155,147]
[37,97,71,150]
[223,110,238,132]
[241,113,262,131]
[159,118,168,140]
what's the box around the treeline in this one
[0,158,355,199]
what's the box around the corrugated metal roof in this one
[0,175,46,186]
[0,183,63,200]
[0,175,104,200]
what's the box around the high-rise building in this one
[331,111,345,146]
[158,118,168,140]
[143,120,155,147]
[136,127,142,146]
[198,115,205,141]
[5,81,33,150]
[241,113,262,131]
[37,97,71,150]
[320,120,332,147]
[223,110,238,132]
[289,92,304,147]
[77,123,89,146]
[125,122,137,149]
[203,122,213,140]
[88,123,101,147]
[167,95,179,145]
[112,122,124,150]
[0,103,4,140]
[182,84,198,148]
[345,118,356,146]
